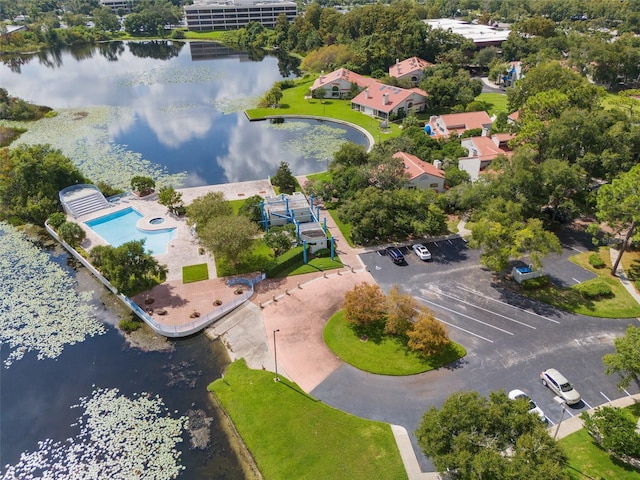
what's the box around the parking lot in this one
[312,236,640,470]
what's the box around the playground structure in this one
[260,192,336,261]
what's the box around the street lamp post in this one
[553,396,567,440]
[273,329,280,382]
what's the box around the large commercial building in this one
[99,0,135,13]
[185,0,297,31]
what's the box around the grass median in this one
[323,311,466,375]
[209,360,407,480]
[520,248,640,318]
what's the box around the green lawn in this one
[209,360,407,480]
[561,428,640,480]
[476,92,509,115]
[620,248,640,292]
[182,263,209,283]
[246,77,402,140]
[323,311,466,375]
[521,248,640,318]
[215,240,275,277]
[274,254,343,277]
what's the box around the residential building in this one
[310,68,376,99]
[393,151,445,193]
[388,57,433,85]
[425,111,493,138]
[184,0,297,31]
[351,82,427,120]
[502,61,523,87]
[458,133,514,181]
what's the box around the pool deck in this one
[76,179,276,283]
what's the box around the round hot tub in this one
[149,217,165,225]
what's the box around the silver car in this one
[540,368,581,405]
[508,389,546,421]
[412,243,432,261]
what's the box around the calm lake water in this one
[0,41,368,186]
[0,241,248,478]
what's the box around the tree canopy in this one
[602,324,640,389]
[0,144,87,224]
[416,390,568,480]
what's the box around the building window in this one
[429,183,439,189]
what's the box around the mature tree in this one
[157,185,184,215]
[385,285,417,336]
[602,325,640,389]
[539,159,588,221]
[90,240,167,296]
[581,406,640,460]
[444,165,470,188]
[407,309,450,356]
[419,64,482,112]
[469,198,562,272]
[238,194,265,224]
[258,85,283,108]
[130,175,155,196]
[0,144,87,224]
[507,61,605,112]
[592,165,640,274]
[58,221,86,248]
[271,161,297,194]
[264,224,295,257]
[342,282,387,328]
[198,215,259,264]
[186,191,233,231]
[416,390,568,480]
[331,142,368,168]
[92,6,120,32]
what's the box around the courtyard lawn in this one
[215,241,274,277]
[561,428,640,480]
[274,254,343,277]
[245,78,402,141]
[323,311,466,375]
[209,360,407,480]
[476,92,508,115]
[182,263,209,283]
[521,248,640,318]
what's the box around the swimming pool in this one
[85,207,176,255]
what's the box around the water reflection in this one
[0,41,366,187]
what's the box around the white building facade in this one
[185,0,297,31]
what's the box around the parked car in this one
[508,389,546,422]
[412,243,432,261]
[385,247,405,265]
[540,368,581,405]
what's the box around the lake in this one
[0,41,369,188]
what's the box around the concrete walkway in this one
[609,247,640,308]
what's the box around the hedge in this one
[577,281,613,299]
[520,276,550,289]
[588,252,606,269]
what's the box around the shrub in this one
[578,281,613,299]
[119,315,142,333]
[275,79,295,90]
[588,252,606,269]
[48,212,67,229]
[130,175,155,196]
[520,276,550,289]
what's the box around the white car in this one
[412,243,432,261]
[540,368,581,405]
[508,389,546,421]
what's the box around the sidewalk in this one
[609,248,640,307]
[550,393,640,439]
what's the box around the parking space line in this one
[417,297,514,335]
[572,277,581,284]
[433,241,439,247]
[600,391,612,403]
[547,418,555,426]
[435,318,494,343]
[447,239,453,245]
[436,290,536,330]
[624,388,632,396]
[456,285,561,324]
[565,409,575,418]
[582,400,593,410]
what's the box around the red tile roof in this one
[438,111,492,131]
[389,57,434,79]
[351,82,427,113]
[311,68,376,91]
[393,151,444,180]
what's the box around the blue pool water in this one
[85,207,176,255]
